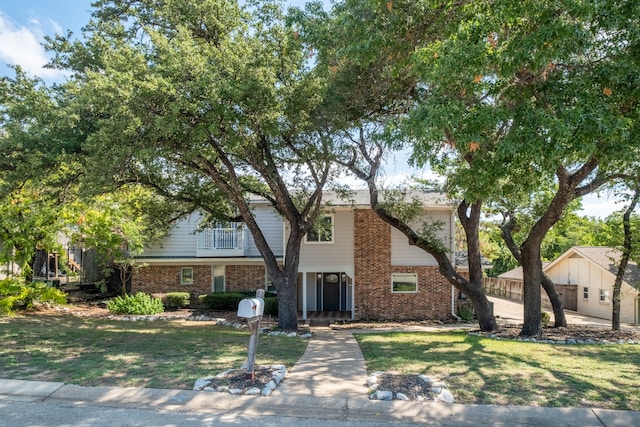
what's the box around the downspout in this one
[451,285,462,321]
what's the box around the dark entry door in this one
[322,273,340,311]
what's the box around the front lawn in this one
[355,331,640,410]
[0,315,307,390]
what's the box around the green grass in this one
[0,315,307,390]
[355,331,640,410]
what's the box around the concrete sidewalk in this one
[1,326,639,426]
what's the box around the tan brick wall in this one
[225,265,266,292]
[133,264,266,295]
[354,209,453,321]
[132,265,211,295]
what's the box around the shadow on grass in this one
[0,315,307,390]
[354,330,640,410]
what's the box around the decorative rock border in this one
[193,364,287,396]
[56,307,313,338]
[469,331,640,345]
[366,372,455,403]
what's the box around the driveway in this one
[488,296,638,330]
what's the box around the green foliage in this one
[541,311,551,325]
[263,296,278,316]
[162,292,191,310]
[201,292,276,314]
[457,304,474,322]
[0,278,67,315]
[201,292,248,311]
[106,293,164,315]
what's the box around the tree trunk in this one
[272,266,299,331]
[612,187,639,330]
[500,214,566,327]
[520,245,542,337]
[458,201,498,331]
[541,275,567,327]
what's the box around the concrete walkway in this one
[271,327,368,398]
[1,324,640,426]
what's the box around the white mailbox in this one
[237,298,264,318]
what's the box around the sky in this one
[0,1,621,218]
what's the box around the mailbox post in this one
[237,290,265,380]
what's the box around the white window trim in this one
[180,267,194,285]
[583,287,589,300]
[391,273,418,294]
[305,214,335,244]
[599,289,610,304]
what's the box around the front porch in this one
[297,271,354,322]
[301,310,352,326]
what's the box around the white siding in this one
[298,210,354,272]
[140,206,284,259]
[246,205,284,257]
[547,255,640,323]
[141,212,201,257]
[390,211,450,266]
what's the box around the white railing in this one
[197,225,244,255]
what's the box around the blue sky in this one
[0,1,621,217]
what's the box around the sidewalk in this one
[1,325,639,426]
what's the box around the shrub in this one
[541,311,551,325]
[457,304,474,322]
[107,292,164,315]
[162,292,190,310]
[263,296,278,316]
[201,292,278,316]
[0,279,67,315]
[201,292,246,310]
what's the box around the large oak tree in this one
[44,0,342,330]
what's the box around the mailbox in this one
[237,298,264,318]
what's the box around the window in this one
[306,215,334,243]
[599,289,610,304]
[212,265,225,293]
[181,267,193,285]
[583,287,589,299]
[392,273,418,293]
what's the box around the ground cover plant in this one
[0,315,307,390]
[355,331,640,410]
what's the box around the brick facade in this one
[353,209,453,321]
[133,208,455,321]
[133,265,211,295]
[224,265,266,292]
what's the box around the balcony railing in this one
[197,225,245,257]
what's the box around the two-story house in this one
[133,191,460,321]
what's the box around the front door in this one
[322,273,340,311]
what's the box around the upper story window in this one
[306,215,334,243]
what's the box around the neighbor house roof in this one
[551,246,640,286]
[497,263,551,281]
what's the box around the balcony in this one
[196,225,245,257]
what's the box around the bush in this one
[201,292,278,316]
[162,292,190,310]
[541,311,551,325]
[263,296,278,316]
[0,279,67,315]
[201,292,246,311]
[107,293,164,315]
[457,304,474,322]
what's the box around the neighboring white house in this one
[545,246,640,324]
[485,247,640,324]
[133,190,463,321]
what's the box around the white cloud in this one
[0,12,67,80]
